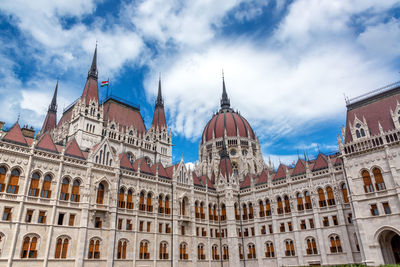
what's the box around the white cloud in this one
[264,154,297,169]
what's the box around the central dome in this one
[202,109,255,144]
[201,77,255,144]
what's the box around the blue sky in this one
[1,0,400,167]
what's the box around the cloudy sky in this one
[1,0,400,166]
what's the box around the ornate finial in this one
[17,113,20,123]
[220,72,231,110]
[88,44,98,80]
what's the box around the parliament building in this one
[0,47,399,267]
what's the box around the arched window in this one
[71,179,80,202]
[285,240,295,256]
[265,199,271,216]
[118,188,125,208]
[7,169,20,194]
[55,237,69,258]
[259,200,265,217]
[242,204,248,220]
[146,193,153,212]
[360,128,365,137]
[277,197,283,214]
[179,243,188,260]
[213,204,217,221]
[159,242,168,259]
[284,195,291,213]
[197,244,205,260]
[195,201,199,218]
[139,241,149,259]
[127,190,133,209]
[221,204,227,221]
[60,178,70,201]
[181,198,186,216]
[304,191,312,209]
[21,236,37,258]
[139,192,145,211]
[165,196,170,214]
[88,239,101,258]
[223,245,229,260]
[96,182,105,204]
[297,193,304,211]
[306,237,318,255]
[238,244,244,259]
[247,243,256,259]
[356,130,361,138]
[159,195,164,214]
[248,203,254,219]
[234,203,239,220]
[372,168,386,191]
[318,188,326,207]
[209,204,213,220]
[41,175,52,198]
[200,202,205,219]
[330,235,343,253]
[326,186,335,206]
[362,170,374,193]
[29,172,40,197]
[265,241,274,258]
[212,245,219,260]
[117,240,127,259]
[341,183,349,203]
[0,166,7,192]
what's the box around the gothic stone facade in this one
[0,48,398,267]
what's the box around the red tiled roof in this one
[119,153,134,170]
[36,132,58,153]
[57,107,73,127]
[345,86,400,143]
[200,175,214,189]
[26,137,34,147]
[103,98,146,134]
[165,165,176,178]
[202,109,256,143]
[150,162,170,178]
[256,169,268,185]
[240,174,252,188]
[292,159,306,176]
[219,158,233,178]
[273,164,287,180]
[65,139,85,159]
[41,111,57,134]
[152,106,167,129]
[3,123,28,146]
[133,158,152,175]
[332,156,342,166]
[193,172,203,186]
[81,77,99,106]
[312,153,328,171]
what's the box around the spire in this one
[220,71,231,110]
[49,80,58,112]
[152,77,167,129]
[81,45,99,105]
[87,44,98,80]
[41,81,58,134]
[155,75,164,107]
[219,136,229,159]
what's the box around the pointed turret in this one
[218,137,232,182]
[41,81,58,134]
[220,73,231,110]
[81,45,99,105]
[151,77,167,129]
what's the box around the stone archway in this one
[378,229,400,264]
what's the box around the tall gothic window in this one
[7,169,20,194]
[29,172,40,197]
[41,174,52,198]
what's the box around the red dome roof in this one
[202,109,255,144]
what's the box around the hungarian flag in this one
[101,80,109,87]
